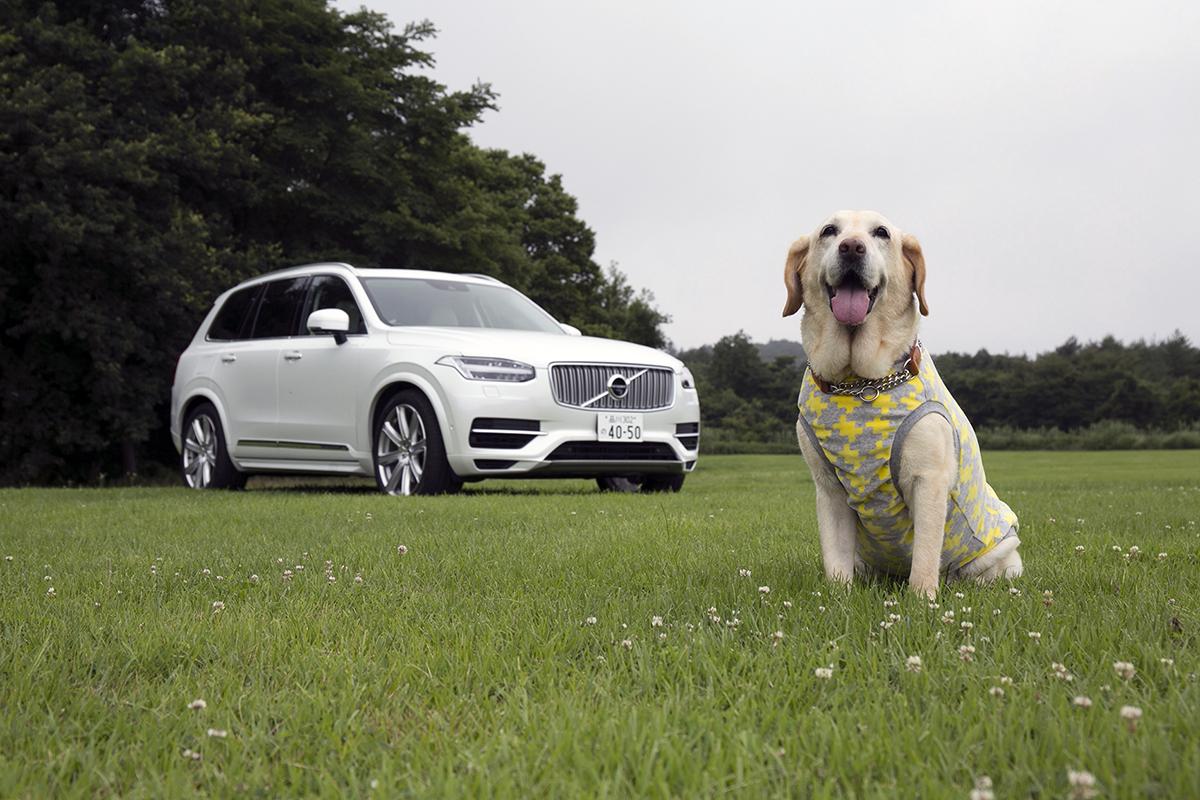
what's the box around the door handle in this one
[283,351,303,361]
[221,354,237,363]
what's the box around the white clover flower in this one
[396,545,409,555]
[883,598,898,608]
[249,574,260,584]
[44,575,51,581]
[817,605,826,613]
[327,574,336,583]
[46,586,56,597]
[928,602,940,610]
[989,686,1005,698]
[206,728,228,739]
[1128,545,1141,556]
[1009,587,1022,596]
[282,569,293,581]
[758,585,770,595]
[738,568,751,578]
[1074,545,1085,554]
[658,632,667,641]
[211,600,225,613]
[954,592,965,599]
[1072,696,1093,709]
[188,698,207,711]
[1042,590,1054,607]
[992,608,1002,616]
[276,557,284,564]
[201,568,211,576]
[1160,657,1175,668]
[1067,769,1099,800]
[1157,552,1168,560]
[1052,662,1074,682]
[771,630,784,643]
[958,645,976,662]
[814,666,833,679]
[905,655,922,673]
[215,575,224,582]
[961,621,974,631]
[782,600,793,609]
[620,638,633,649]
[651,615,663,627]
[1111,545,1122,553]
[1120,705,1143,731]
[181,748,201,761]
[354,574,364,585]
[1113,661,1136,680]
[1027,631,1042,641]
[941,610,955,625]
[4,555,12,562]
[969,775,995,800]
[879,619,893,630]
[726,617,741,628]
[584,616,597,626]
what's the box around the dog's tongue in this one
[830,282,870,326]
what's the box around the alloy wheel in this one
[182,414,218,488]
[376,403,428,495]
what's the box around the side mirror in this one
[307,308,350,345]
[560,323,582,336]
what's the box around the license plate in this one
[597,413,644,442]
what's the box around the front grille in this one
[469,418,540,449]
[550,363,675,410]
[546,441,679,461]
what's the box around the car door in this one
[274,275,371,457]
[222,276,309,460]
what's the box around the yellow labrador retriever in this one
[784,210,1022,598]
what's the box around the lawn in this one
[1,452,1198,798]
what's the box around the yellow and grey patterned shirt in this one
[797,347,1018,576]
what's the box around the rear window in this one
[250,277,309,339]
[207,285,260,341]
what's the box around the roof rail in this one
[252,261,356,280]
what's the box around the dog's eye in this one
[820,224,838,238]
[872,226,890,240]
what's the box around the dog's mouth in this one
[825,273,879,327]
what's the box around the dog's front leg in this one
[798,424,857,585]
[895,413,956,600]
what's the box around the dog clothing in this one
[796,346,1018,576]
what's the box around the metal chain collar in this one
[807,341,922,403]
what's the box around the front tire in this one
[373,390,461,496]
[180,403,246,490]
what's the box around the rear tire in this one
[180,403,246,490]
[596,476,640,493]
[374,389,461,496]
[596,474,685,493]
[640,474,685,493]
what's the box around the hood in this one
[385,327,682,370]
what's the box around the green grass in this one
[1,452,1198,798]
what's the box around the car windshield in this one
[360,277,565,334]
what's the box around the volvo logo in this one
[606,374,630,399]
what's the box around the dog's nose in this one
[839,238,867,257]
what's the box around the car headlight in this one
[436,355,536,382]
[680,367,696,390]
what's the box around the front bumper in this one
[438,369,700,479]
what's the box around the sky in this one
[338,0,1200,353]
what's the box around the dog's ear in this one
[902,233,929,316]
[782,236,810,317]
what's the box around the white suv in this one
[170,263,700,494]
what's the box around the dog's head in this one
[782,210,928,325]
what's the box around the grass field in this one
[1,452,1198,798]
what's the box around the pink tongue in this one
[830,283,870,325]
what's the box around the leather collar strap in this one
[809,341,922,403]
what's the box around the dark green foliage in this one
[0,1,667,483]
[678,331,1200,451]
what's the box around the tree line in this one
[677,332,1200,452]
[0,1,667,483]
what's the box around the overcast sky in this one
[340,0,1200,353]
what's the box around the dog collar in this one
[807,341,922,403]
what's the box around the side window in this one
[302,276,367,334]
[207,285,261,341]
[249,277,309,339]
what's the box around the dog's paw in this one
[909,580,938,601]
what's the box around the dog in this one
[783,210,1022,598]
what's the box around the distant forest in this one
[676,332,1200,452]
